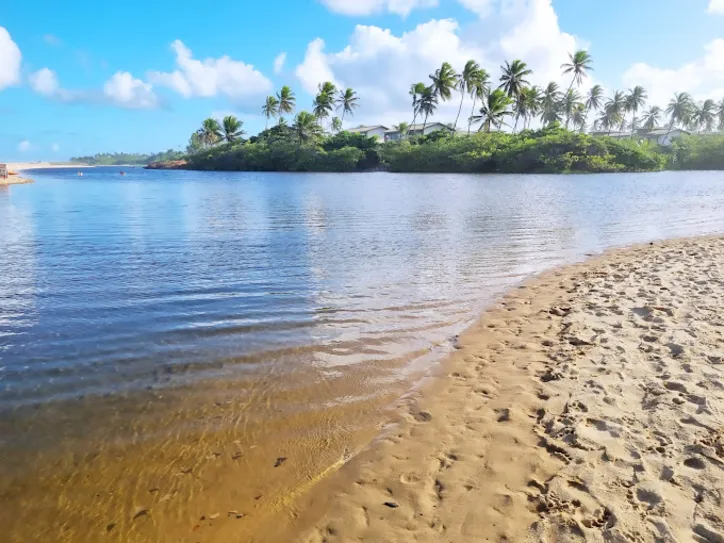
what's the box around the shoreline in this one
[282,236,724,542]
[5,161,92,170]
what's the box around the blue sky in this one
[1,0,723,160]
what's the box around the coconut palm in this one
[571,103,587,132]
[513,86,540,132]
[336,88,359,127]
[409,82,427,135]
[541,82,562,126]
[292,111,323,144]
[562,89,582,130]
[666,92,694,135]
[454,60,480,133]
[318,81,337,98]
[596,108,617,135]
[277,86,296,123]
[313,87,335,125]
[585,84,605,114]
[718,98,724,132]
[418,86,439,133]
[429,62,458,102]
[331,117,343,133]
[693,99,716,132]
[625,86,647,134]
[522,86,542,129]
[499,60,532,100]
[605,91,627,133]
[221,115,245,143]
[561,50,593,92]
[468,70,490,134]
[640,106,662,131]
[394,122,410,137]
[198,118,222,146]
[262,96,279,130]
[471,89,512,132]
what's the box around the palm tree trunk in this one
[341,109,346,129]
[422,113,428,135]
[513,116,519,133]
[468,95,477,135]
[453,91,465,136]
[408,110,418,139]
[265,118,268,130]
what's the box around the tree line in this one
[70,150,184,165]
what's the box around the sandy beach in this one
[5,161,90,170]
[292,237,724,543]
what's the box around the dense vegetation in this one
[70,150,185,165]
[184,125,669,174]
[171,46,724,174]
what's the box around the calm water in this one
[2,168,724,541]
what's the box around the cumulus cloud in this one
[0,27,22,90]
[29,68,60,96]
[274,52,287,75]
[17,140,31,152]
[320,0,438,17]
[149,40,272,101]
[708,0,724,14]
[622,39,724,107]
[103,71,159,109]
[294,0,584,126]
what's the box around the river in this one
[2,167,724,541]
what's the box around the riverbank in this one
[1,174,33,185]
[291,237,724,542]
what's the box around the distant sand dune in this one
[297,237,724,543]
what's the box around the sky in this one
[1,0,724,160]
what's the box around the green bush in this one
[670,134,724,170]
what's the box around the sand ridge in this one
[298,237,724,543]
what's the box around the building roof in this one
[347,125,389,134]
[642,128,689,136]
[385,122,452,134]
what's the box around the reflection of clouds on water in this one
[0,189,38,347]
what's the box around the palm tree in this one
[262,96,279,130]
[562,89,582,130]
[585,84,604,115]
[292,111,323,144]
[717,98,724,132]
[666,92,694,136]
[499,60,532,100]
[331,117,343,133]
[313,86,335,125]
[522,86,542,129]
[336,88,359,127]
[468,70,490,134]
[513,86,540,132]
[541,82,562,126]
[571,103,587,132]
[640,106,662,131]
[409,82,427,134]
[394,122,410,137]
[454,60,480,134]
[429,62,458,103]
[625,86,647,135]
[418,86,439,133]
[471,89,512,132]
[596,108,616,135]
[198,118,221,146]
[221,115,245,143]
[694,99,716,132]
[605,91,626,133]
[277,86,296,123]
[561,50,593,93]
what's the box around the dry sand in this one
[5,161,90,170]
[294,237,724,543]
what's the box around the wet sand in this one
[295,237,724,542]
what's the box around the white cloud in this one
[456,0,495,17]
[29,68,60,96]
[149,40,272,101]
[708,0,724,14]
[294,0,584,127]
[51,143,60,152]
[103,71,159,109]
[0,27,22,90]
[17,140,31,152]
[622,39,724,107]
[320,0,438,17]
[274,52,287,75]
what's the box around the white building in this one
[346,125,389,141]
[591,128,689,147]
[385,122,454,141]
